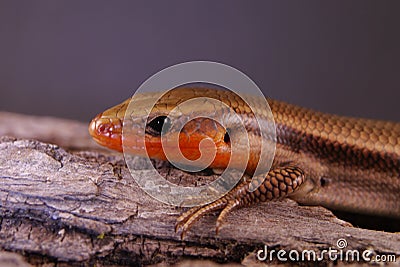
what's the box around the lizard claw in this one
[175,200,227,239]
[174,166,305,240]
[175,182,249,239]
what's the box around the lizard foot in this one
[175,166,305,239]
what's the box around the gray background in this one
[1,1,399,122]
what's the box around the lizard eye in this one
[146,116,171,136]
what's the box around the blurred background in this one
[0,1,399,122]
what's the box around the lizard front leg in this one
[175,166,306,239]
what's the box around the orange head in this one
[88,88,252,169]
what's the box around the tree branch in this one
[0,112,399,265]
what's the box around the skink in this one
[88,87,400,237]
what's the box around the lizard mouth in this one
[89,112,123,151]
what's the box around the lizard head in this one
[88,88,254,169]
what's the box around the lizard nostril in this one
[98,123,107,133]
[89,113,103,137]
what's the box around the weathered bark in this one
[0,111,399,266]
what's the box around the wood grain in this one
[0,112,399,266]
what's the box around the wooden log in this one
[0,112,399,265]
